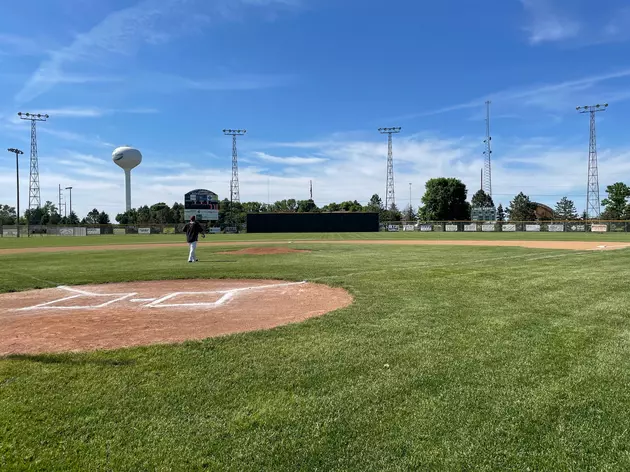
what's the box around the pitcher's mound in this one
[219,247,310,255]
[0,279,352,355]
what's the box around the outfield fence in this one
[0,224,229,237]
[2,220,630,237]
[380,221,630,233]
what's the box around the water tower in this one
[112,146,142,211]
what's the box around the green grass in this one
[2,230,630,250]
[2,243,630,470]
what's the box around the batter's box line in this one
[145,281,307,309]
[15,286,138,312]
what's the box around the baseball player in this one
[184,215,205,262]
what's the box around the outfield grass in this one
[2,243,630,470]
[2,230,630,250]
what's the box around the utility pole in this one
[65,187,73,221]
[7,148,24,237]
[310,180,313,200]
[17,112,48,211]
[378,127,401,210]
[483,101,492,198]
[577,103,607,219]
[223,129,246,203]
[409,182,413,222]
[58,185,64,218]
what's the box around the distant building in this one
[532,202,554,220]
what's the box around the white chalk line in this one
[13,281,307,311]
[146,281,306,308]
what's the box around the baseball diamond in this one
[3,231,630,470]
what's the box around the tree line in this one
[3,179,630,226]
[0,201,109,226]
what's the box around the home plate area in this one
[0,279,353,355]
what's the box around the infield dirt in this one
[0,279,353,355]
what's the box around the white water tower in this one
[112,146,142,211]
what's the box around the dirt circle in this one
[219,247,310,255]
[0,279,353,355]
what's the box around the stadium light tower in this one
[483,101,492,198]
[7,148,24,237]
[378,127,401,210]
[576,103,607,219]
[223,129,246,203]
[17,112,48,211]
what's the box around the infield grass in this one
[2,243,630,470]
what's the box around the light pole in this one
[7,148,24,237]
[65,187,73,222]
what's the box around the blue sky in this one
[2,0,630,218]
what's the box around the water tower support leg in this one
[125,170,131,211]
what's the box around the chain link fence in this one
[379,221,625,233]
[0,223,246,237]
[1,221,627,237]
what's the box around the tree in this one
[419,178,470,220]
[0,204,17,225]
[321,202,341,212]
[115,209,138,224]
[471,189,494,208]
[98,211,110,224]
[496,204,505,222]
[272,199,297,212]
[85,208,110,225]
[416,206,429,222]
[601,182,630,220]
[403,204,416,222]
[136,205,151,224]
[150,203,173,224]
[297,199,319,212]
[242,202,263,214]
[171,202,185,223]
[382,203,402,222]
[339,200,363,212]
[554,197,578,220]
[506,192,537,221]
[85,208,101,225]
[67,211,79,225]
[366,194,383,212]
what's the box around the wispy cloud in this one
[14,0,301,104]
[253,151,327,165]
[520,1,630,47]
[38,127,115,149]
[392,68,630,120]
[0,34,52,57]
[39,107,159,118]
[520,0,580,45]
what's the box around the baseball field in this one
[2,232,630,470]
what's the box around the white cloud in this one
[253,151,327,165]
[2,131,628,219]
[521,0,580,45]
